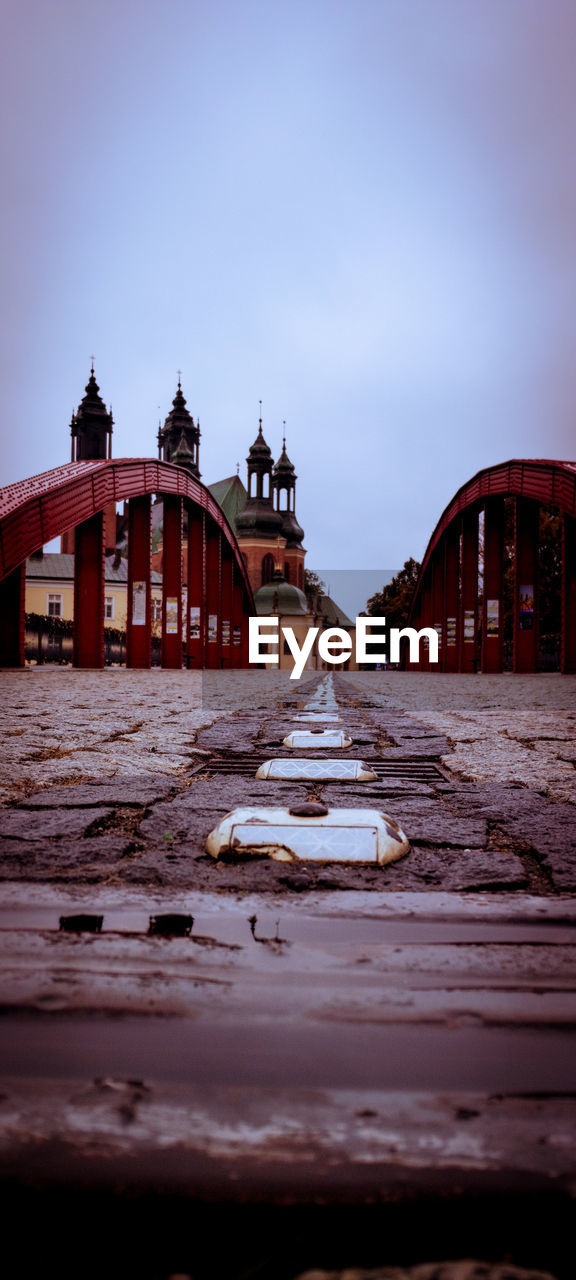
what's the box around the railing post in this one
[481,498,504,673]
[221,550,234,668]
[126,495,152,668]
[459,507,478,673]
[240,590,251,669]
[513,498,539,673]
[419,573,433,671]
[561,513,576,673]
[206,525,221,669]
[443,522,459,673]
[186,505,205,668]
[430,548,444,671]
[161,495,183,669]
[232,574,244,669]
[0,565,25,667]
[74,514,105,668]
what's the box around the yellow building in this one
[25,552,163,631]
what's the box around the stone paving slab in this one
[19,778,178,807]
[341,673,576,804]
[0,806,112,840]
[0,833,134,880]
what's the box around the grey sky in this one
[1,0,575,579]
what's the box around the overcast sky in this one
[1,0,575,580]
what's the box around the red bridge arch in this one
[408,459,576,674]
[0,458,255,668]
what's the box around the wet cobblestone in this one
[0,668,574,897]
[345,673,576,803]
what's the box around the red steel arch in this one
[0,458,255,669]
[408,459,576,675]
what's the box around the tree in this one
[362,558,421,629]
[304,569,326,606]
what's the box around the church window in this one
[284,562,291,582]
[261,553,274,584]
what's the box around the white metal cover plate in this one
[256,759,377,781]
[283,730,353,748]
[230,824,377,861]
[206,805,409,865]
[293,713,341,722]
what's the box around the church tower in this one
[69,363,113,461]
[158,378,201,477]
[234,409,306,595]
[62,365,117,553]
[272,433,305,588]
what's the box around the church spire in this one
[158,377,201,477]
[70,363,113,461]
[235,403,283,539]
[272,421,304,546]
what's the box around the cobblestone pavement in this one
[0,666,574,1280]
[0,667,574,893]
[0,666,298,803]
[342,672,576,805]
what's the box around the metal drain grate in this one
[205,754,447,782]
[371,760,447,781]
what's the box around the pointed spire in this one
[158,377,201,477]
[273,422,296,477]
[236,399,283,535]
[70,364,113,461]
[171,429,195,464]
[248,401,272,459]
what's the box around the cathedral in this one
[55,369,308,609]
[157,380,306,597]
[25,367,357,668]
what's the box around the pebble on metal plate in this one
[205,805,409,865]
[283,729,353,749]
[256,758,377,781]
